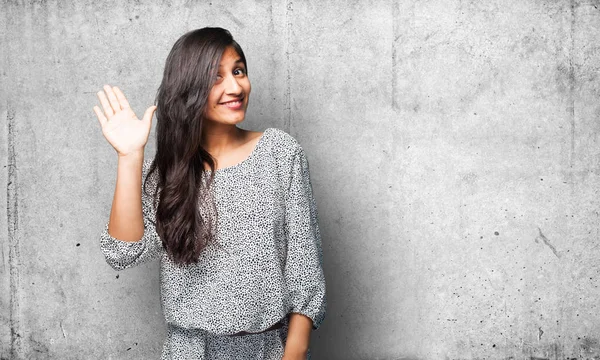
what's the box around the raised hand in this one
[93,85,157,157]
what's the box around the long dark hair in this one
[143,27,247,265]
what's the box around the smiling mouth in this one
[220,98,244,109]
[220,97,243,104]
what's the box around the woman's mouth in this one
[220,98,244,110]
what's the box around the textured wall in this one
[2,0,600,359]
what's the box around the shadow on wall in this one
[521,336,600,360]
[450,336,600,360]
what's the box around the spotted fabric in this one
[160,316,312,360]
[100,127,326,359]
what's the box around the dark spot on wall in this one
[579,336,600,352]
[76,243,80,247]
[494,231,499,236]
[116,274,119,279]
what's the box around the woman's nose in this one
[224,75,242,95]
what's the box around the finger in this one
[103,84,121,113]
[142,105,157,126]
[93,106,108,127]
[97,90,114,117]
[113,86,131,109]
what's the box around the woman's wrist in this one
[117,149,144,161]
[117,150,145,173]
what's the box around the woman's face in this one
[203,46,251,126]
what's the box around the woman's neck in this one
[201,124,247,156]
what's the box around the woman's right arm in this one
[99,157,163,270]
[94,85,160,270]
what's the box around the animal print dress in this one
[100,128,326,359]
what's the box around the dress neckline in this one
[205,128,272,175]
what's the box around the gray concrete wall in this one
[2,0,600,359]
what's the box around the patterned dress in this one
[100,127,326,359]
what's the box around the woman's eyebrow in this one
[217,59,244,68]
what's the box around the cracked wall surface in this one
[2,1,600,359]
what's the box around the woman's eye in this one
[233,68,246,76]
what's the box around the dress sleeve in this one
[99,160,162,270]
[284,146,327,330]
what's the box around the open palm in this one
[93,85,157,157]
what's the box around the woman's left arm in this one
[282,145,327,358]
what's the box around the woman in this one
[93,27,326,359]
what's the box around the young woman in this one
[93,27,326,359]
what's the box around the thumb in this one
[142,105,157,127]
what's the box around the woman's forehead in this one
[218,47,244,66]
